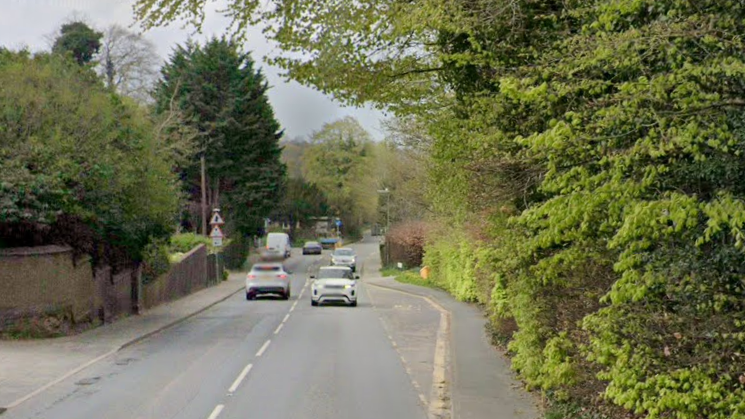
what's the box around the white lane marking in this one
[228,364,253,394]
[256,340,271,357]
[207,404,225,419]
[299,287,306,300]
[282,313,290,323]
[274,323,284,335]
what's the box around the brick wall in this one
[0,246,96,327]
[0,242,217,334]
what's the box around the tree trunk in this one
[201,155,208,236]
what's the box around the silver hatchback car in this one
[330,248,357,272]
[246,263,292,300]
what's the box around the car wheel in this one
[350,300,357,307]
[311,300,318,307]
[246,292,253,301]
[285,289,291,300]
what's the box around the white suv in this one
[311,266,359,307]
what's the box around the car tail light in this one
[247,274,256,279]
[278,274,288,279]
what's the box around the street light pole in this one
[377,188,390,234]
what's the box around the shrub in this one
[169,233,212,253]
[384,221,430,268]
[141,238,171,284]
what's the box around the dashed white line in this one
[256,340,271,357]
[207,404,225,419]
[282,313,290,323]
[274,323,284,335]
[228,364,253,393]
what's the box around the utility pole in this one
[201,154,207,236]
[377,188,391,234]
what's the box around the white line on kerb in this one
[207,404,225,419]
[274,323,284,335]
[282,313,290,323]
[228,364,253,393]
[256,340,271,357]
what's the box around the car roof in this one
[319,266,352,271]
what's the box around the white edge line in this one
[227,364,253,394]
[256,339,271,357]
[5,348,118,408]
[207,404,225,419]
[274,323,284,335]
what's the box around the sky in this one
[0,0,387,140]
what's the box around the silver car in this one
[246,263,292,300]
[311,266,359,307]
[330,248,357,272]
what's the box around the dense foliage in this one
[136,0,745,417]
[155,37,285,236]
[0,50,182,260]
[301,117,378,236]
[52,21,103,65]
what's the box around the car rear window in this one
[318,269,352,279]
[334,249,354,256]
[254,265,281,272]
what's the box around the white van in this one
[263,232,291,260]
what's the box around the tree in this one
[154,37,285,236]
[96,25,160,102]
[52,21,103,65]
[301,117,377,235]
[375,118,431,224]
[280,136,311,179]
[271,177,330,237]
[0,50,185,260]
[135,0,745,418]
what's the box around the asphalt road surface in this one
[3,241,428,419]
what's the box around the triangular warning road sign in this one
[209,212,225,225]
[209,225,224,239]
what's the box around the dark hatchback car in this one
[302,241,323,255]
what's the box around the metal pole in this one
[215,252,220,284]
[386,192,390,234]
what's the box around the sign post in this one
[209,209,225,283]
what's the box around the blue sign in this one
[335,220,342,227]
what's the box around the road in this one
[3,237,429,419]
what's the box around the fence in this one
[142,244,216,309]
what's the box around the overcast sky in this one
[0,0,387,140]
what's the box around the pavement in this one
[0,235,539,419]
[0,266,250,410]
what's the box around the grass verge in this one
[380,267,440,289]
